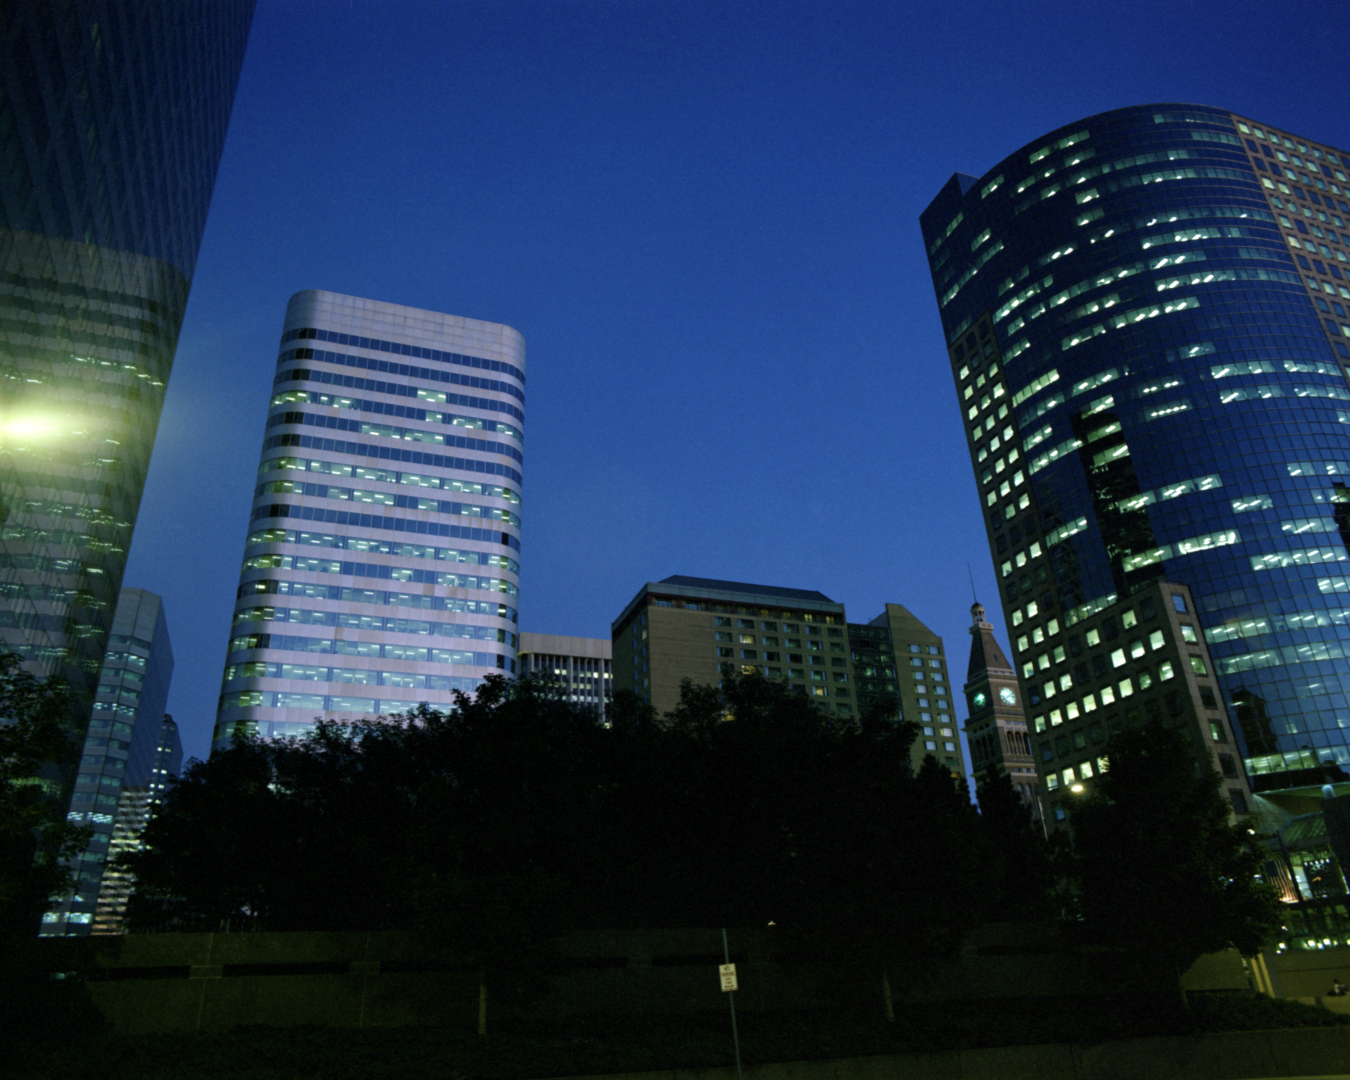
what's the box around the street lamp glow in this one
[1070,783,1085,794]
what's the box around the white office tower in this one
[214,291,524,747]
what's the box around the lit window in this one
[1180,624,1198,643]
[1190,656,1208,675]
[1110,649,1126,668]
[1148,630,1165,650]
[1159,661,1175,681]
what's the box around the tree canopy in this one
[0,652,89,937]
[1067,721,1281,998]
[125,673,1047,965]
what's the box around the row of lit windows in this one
[244,528,518,573]
[258,456,519,503]
[255,480,520,526]
[715,632,845,652]
[228,629,513,656]
[240,574,516,601]
[223,660,502,686]
[220,687,487,712]
[232,600,517,630]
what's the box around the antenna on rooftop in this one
[967,563,978,604]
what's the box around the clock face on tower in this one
[1000,687,1017,706]
[973,691,987,708]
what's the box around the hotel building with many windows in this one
[214,291,524,748]
[922,104,1350,816]
[611,576,967,779]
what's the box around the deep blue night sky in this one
[122,0,1350,763]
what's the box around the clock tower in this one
[963,601,1039,816]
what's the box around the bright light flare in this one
[4,417,58,440]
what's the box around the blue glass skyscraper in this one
[0,2,253,710]
[922,105,1350,810]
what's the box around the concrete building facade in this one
[518,633,612,725]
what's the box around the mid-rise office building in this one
[612,576,967,779]
[0,2,253,712]
[922,104,1350,812]
[50,588,172,934]
[215,292,524,747]
[518,633,612,725]
[962,601,1038,812]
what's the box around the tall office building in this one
[50,587,172,934]
[922,104,1350,812]
[518,633,612,725]
[0,3,254,711]
[215,291,524,747]
[611,576,967,779]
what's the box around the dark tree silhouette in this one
[1067,722,1281,1005]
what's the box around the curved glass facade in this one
[213,291,523,749]
[922,104,1350,801]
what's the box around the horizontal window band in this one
[275,366,524,425]
[262,433,522,486]
[280,343,523,403]
[266,409,523,465]
[282,326,524,386]
[248,503,520,551]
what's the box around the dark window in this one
[1088,723,1104,744]
[1091,654,1109,677]
[1230,790,1249,815]
[1296,220,1309,234]
[1140,596,1157,621]
[1171,594,1187,614]
[1166,690,1184,716]
[1298,255,1312,269]
[1054,736,1069,757]
[1144,699,1162,723]
[1218,753,1238,779]
[1074,662,1090,683]
[1072,730,1087,750]
[1040,743,1053,763]
[1101,617,1119,640]
[1199,687,1218,709]
[1068,634,1083,657]
[996,534,1008,553]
